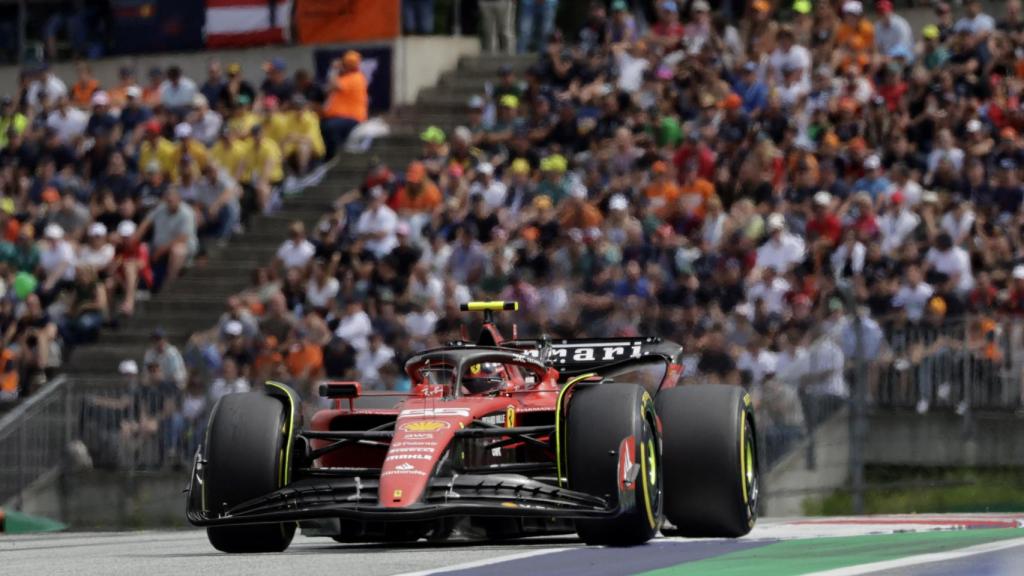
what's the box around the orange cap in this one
[521,226,540,241]
[753,0,771,12]
[343,50,361,67]
[823,132,840,148]
[1001,126,1018,139]
[42,186,60,204]
[651,160,668,174]
[721,93,742,110]
[848,136,867,151]
[406,161,426,184]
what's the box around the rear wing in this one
[503,337,683,377]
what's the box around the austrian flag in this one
[205,0,292,48]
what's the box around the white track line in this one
[393,547,566,576]
[805,536,1024,576]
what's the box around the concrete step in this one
[418,85,487,105]
[457,54,535,73]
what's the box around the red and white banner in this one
[205,0,292,48]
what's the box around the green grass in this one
[803,467,1024,515]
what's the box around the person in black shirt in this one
[260,57,294,102]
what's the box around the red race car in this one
[187,301,758,552]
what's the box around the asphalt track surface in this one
[3,516,1023,576]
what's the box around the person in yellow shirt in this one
[171,123,208,182]
[261,95,291,147]
[283,95,325,175]
[226,105,261,139]
[138,120,176,177]
[209,127,250,182]
[241,125,283,214]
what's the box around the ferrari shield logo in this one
[400,420,451,432]
[505,405,516,428]
[393,489,403,499]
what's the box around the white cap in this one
[118,359,139,375]
[813,190,832,206]
[91,91,110,106]
[369,185,386,200]
[1014,265,1024,280]
[88,222,107,237]
[568,228,584,242]
[192,93,208,108]
[126,86,142,99]
[842,0,863,14]
[863,154,881,170]
[174,122,193,139]
[609,194,629,211]
[767,213,785,230]
[966,119,983,133]
[692,0,711,11]
[117,219,137,237]
[569,181,588,200]
[452,125,472,143]
[44,223,64,240]
[477,162,494,176]
[922,190,939,204]
[224,320,244,337]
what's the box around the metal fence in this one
[0,376,70,507]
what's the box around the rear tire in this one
[657,385,758,538]
[204,392,296,553]
[567,384,661,546]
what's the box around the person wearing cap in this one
[484,93,523,147]
[171,122,209,182]
[469,161,508,210]
[38,222,76,302]
[218,62,256,110]
[836,1,874,56]
[874,0,913,62]
[186,93,221,146]
[392,160,442,214]
[78,222,114,273]
[609,0,637,44]
[70,62,100,109]
[159,65,198,115]
[322,50,368,158]
[0,96,27,149]
[650,0,685,49]
[85,91,119,140]
[731,60,768,114]
[144,326,187,390]
[919,24,949,70]
[926,128,965,182]
[199,59,225,110]
[853,154,891,201]
[260,57,294,102]
[479,0,516,54]
[504,158,536,213]
[139,119,177,178]
[209,126,248,182]
[806,191,843,247]
[108,219,150,316]
[278,94,325,175]
[769,26,811,86]
[107,66,138,109]
[757,213,806,273]
[1003,265,1024,314]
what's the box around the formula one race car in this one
[186,301,758,552]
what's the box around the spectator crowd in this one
[0,53,350,403]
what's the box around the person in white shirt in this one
[756,213,806,273]
[874,0,913,57]
[768,27,811,86]
[209,357,251,403]
[736,338,778,389]
[275,221,316,271]
[468,163,507,210]
[830,230,865,278]
[939,202,975,245]
[953,0,995,38]
[885,164,922,206]
[46,97,88,144]
[335,300,373,351]
[924,233,974,295]
[159,66,198,112]
[39,223,76,293]
[746,267,791,316]
[77,222,115,272]
[612,41,650,93]
[877,193,920,255]
[305,257,340,309]
[355,333,395,389]
[892,266,934,322]
[404,304,438,348]
[406,262,445,310]
[26,66,67,110]
[356,186,399,259]
[927,129,964,176]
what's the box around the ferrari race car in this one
[186,301,759,552]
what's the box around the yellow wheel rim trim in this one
[740,412,748,504]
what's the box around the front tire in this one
[657,384,758,537]
[204,392,296,553]
[567,383,661,546]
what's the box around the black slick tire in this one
[656,384,758,538]
[204,392,296,553]
[567,383,661,546]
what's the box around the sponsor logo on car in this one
[381,469,427,477]
[400,421,451,432]
[399,408,471,418]
[390,441,437,448]
[386,454,434,461]
[521,342,643,363]
[402,433,436,440]
[395,463,416,470]
[389,447,434,453]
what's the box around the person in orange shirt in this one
[835,1,874,55]
[644,160,680,213]
[667,160,715,222]
[71,62,99,108]
[321,50,368,158]
[558,182,603,229]
[391,161,442,214]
